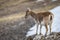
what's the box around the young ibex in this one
[25,8,54,36]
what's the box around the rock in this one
[26,36,33,40]
[26,32,60,40]
[33,34,45,40]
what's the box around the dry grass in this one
[0,4,56,22]
[0,0,26,9]
[33,4,57,13]
[0,12,25,22]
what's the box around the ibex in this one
[25,8,54,36]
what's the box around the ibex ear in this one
[27,8,31,11]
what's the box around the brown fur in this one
[25,9,54,36]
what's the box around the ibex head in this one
[25,8,32,18]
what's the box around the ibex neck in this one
[30,11,36,18]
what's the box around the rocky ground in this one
[0,17,35,40]
[0,0,60,40]
[26,32,60,40]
